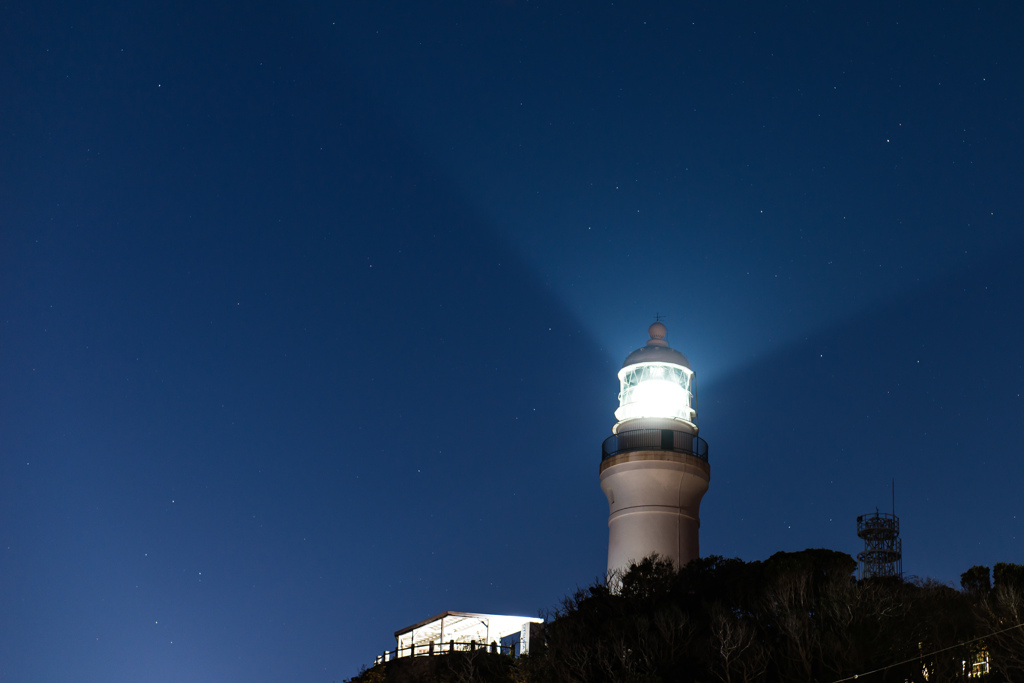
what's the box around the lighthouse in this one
[599,321,710,578]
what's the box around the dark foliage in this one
[349,555,1024,683]
[962,566,992,596]
[971,563,1024,680]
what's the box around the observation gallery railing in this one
[857,511,900,539]
[602,429,708,462]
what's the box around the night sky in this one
[3,2,1024,681]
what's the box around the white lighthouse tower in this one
[599,321,710,578]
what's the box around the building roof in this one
[394,611,543,644]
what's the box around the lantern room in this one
[613,321,697,428]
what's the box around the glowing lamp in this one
[615,362,695,424]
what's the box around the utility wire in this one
[830,621,1024,682]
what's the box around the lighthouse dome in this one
[621,322,691,369]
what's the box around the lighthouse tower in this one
[599,321,710,578]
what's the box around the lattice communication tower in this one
[856,511,902,580]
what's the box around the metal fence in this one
[375,640,516,665]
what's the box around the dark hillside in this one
[348,552,1023,682]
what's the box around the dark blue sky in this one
[3,2,1023,681]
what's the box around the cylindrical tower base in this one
[599,451,710,578]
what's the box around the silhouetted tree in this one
[986,563,1024,680]
[961,565,992,596]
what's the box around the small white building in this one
[377,611,544,664]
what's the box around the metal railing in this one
[857,512,900,539]
[375,640,516,665]
[602,429,708,462]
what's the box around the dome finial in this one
[647,317,668,347]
